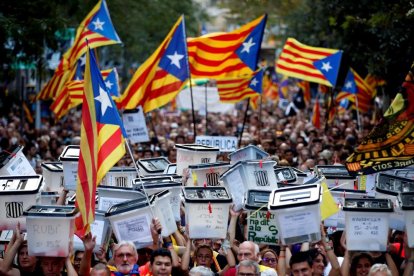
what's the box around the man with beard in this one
[110,241,140,276]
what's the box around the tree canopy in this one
[221,0,414,94]
[0,0,204,85]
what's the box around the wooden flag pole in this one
[238,98,250,147]
[258,95,263,145]
[205,81,208,135]
[354,93,362,132]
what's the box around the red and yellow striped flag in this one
[118,16,189,112]
[75,46,126,237]
[335,68,375,113]
[187,15,266,79]
[276,38,342,87]
[216,70,263,104]
[51,69,113,120]
[37,0,121,100]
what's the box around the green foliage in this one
[222,0,414,94]
[0,0,204,85]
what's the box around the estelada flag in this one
[346,62,414,175]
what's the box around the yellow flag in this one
[320,181,340,220]
[192,171,198,186]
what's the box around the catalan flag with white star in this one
[37,0,121,101]
[335,68,375,113]
[216,69,263,104]
[75,45,126,237]
[118,16,189,112]
[276,38,343,87]
[187,15,267,79]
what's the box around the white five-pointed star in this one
[241,38,256,53]
[95,86,112,115]
[345,81,353,89]
[105,80,113,90]
[321,62,333,72]
[92,18,105,31]
[79,55,86,67]
[250,78,258,86]
[167,51,184,69]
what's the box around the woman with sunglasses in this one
[260,248,287,276]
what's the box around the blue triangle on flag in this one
[342,69,357,94]
[104,68,120,97]
[235,16,266,70]
[88,48,126,136]
[248,70,263,93]
[313,51,342,87]
[73,59,85,80]
[339,98,350,109]
[158,19,189,82]
[87,0,121,42]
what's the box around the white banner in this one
[195,136,238,152]
[176,86,235,113]
[122,106,150,144]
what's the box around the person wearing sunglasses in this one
[260,249,278,270]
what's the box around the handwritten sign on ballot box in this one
[24,206,78,257]
[245,190,279,245]
[183,187,232,239]
[247,211,279,245]
[344,198,393,252]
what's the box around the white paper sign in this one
[224,169,245,211]
[365,174,376,197]
[27,218,71,256]
[347,214,388,251]
[195,136,238,152]
[98,197,130,212]
[188,204,228,239]
[122,107,150,144]
[6,155,36,176]
[247,210,279,244]
[115,214,152,243]
[62,161,78,191]
[278,210,319,240]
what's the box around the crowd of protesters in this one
[0,83,413,276]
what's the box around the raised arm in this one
[79,233,96,276]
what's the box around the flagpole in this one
[238,98,250,147]
[324,87,332,131]
[181,15,197,140]
[205,81,208,135]
[124,139,162,237]
[354,94,362,132]
[258,95,263,145]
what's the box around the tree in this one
[221,0,414,95]
[0,0,78,81]
[0,0,205,88]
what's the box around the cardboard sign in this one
[195,136,238,152]
[122,107,150,144]
[247,210,279,245]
